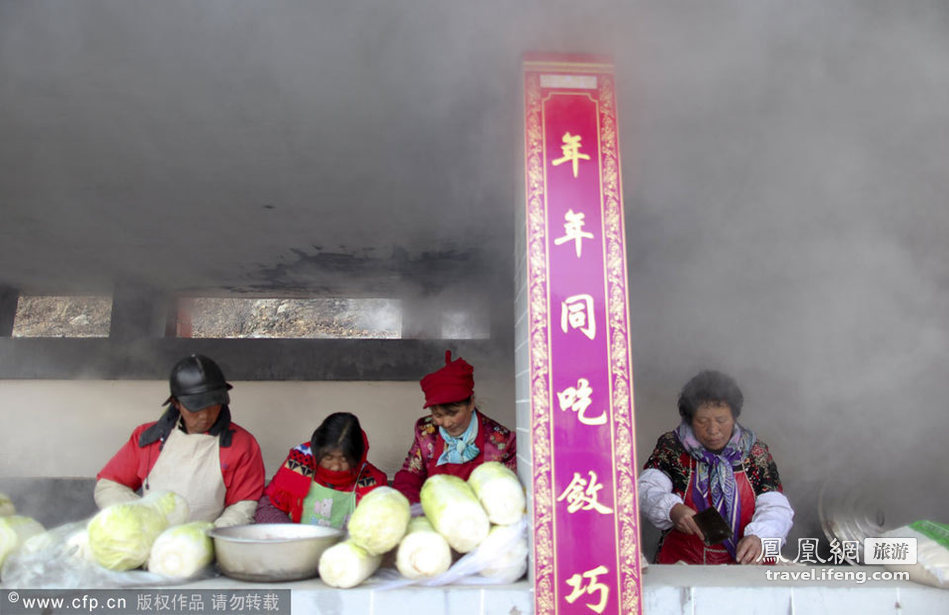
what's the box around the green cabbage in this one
[87,502,168,571]
[0,492,14,517]
[318,539,382,588]
[347,486,410,555]
[0,515,45,569]
[420,474,489,553]
[396,516,453,579]
[140,490,191,526]
[467,462,526,525]
[147,521,214,578]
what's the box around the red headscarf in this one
[420,350,475,408]
[313,428,371,490]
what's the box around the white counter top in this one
[155,564,946,615]
[5,565,945,614]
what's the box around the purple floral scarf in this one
[674,421,756,559]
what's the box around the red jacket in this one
[97,421,265,507]
[392,410,516,504]
[263,439,387,523]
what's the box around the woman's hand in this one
[735,535,763,564]
[669,503,705,540]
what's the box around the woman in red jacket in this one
[255,412,387,529]
[392,351,516,504]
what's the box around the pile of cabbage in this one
[0,490,215,586]
[318,462,528,588]
[0,493,46,573]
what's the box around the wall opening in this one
[12,295,112,338]
[179,297,403,339]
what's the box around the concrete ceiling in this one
[0,0,635,297]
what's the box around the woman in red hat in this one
[392,351,516,503]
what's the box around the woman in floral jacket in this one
[393,351,516,504]
[639,370,793,565]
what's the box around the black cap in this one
[163,354,233,412]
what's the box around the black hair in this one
[677,370,743,424]
[432,396,475,413]
[310,412,364,467]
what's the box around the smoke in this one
[2,0,948,549]
[619,1,949,547]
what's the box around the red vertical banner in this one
[523,54,643,615]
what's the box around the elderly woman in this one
[639,370,793,564]
[392,350,516,503]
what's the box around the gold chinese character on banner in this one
[556,378,607,426]
[553,209,595,258]
[551,132,591,178]
[561,294,596,340]
[556,471,614,515]
[564,565,610,614]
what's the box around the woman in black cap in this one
[94,354,266,527]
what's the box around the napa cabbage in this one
[65,528,96,563]
[467,462,526,525]
[147,521,214,579]
[0,492,14,517]
[420,474,489,553]
[395,516,453,579]
[477,522,529,583]
[347,486,410,556]
[318,539,382,588]
[87,502,168,571]
[0,515,45,569]
[141,490,191,526]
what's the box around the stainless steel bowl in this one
[818,480,889,565]
[209,523,345,582]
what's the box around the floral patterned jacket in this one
[643,431,783,498]
[392,410,516,503]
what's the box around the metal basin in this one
[209,523,345,582]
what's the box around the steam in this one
[1,0,948,551]
[621,1,949,547]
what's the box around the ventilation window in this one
[179,297,402,339]
[12,295,112,338]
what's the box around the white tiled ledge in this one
[642,565,947,615]
[176,577,531,615]
[166,565,947,615]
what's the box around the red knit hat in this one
[420,350,475,408]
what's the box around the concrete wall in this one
[0,376,679,551]
[0,378,515,481]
